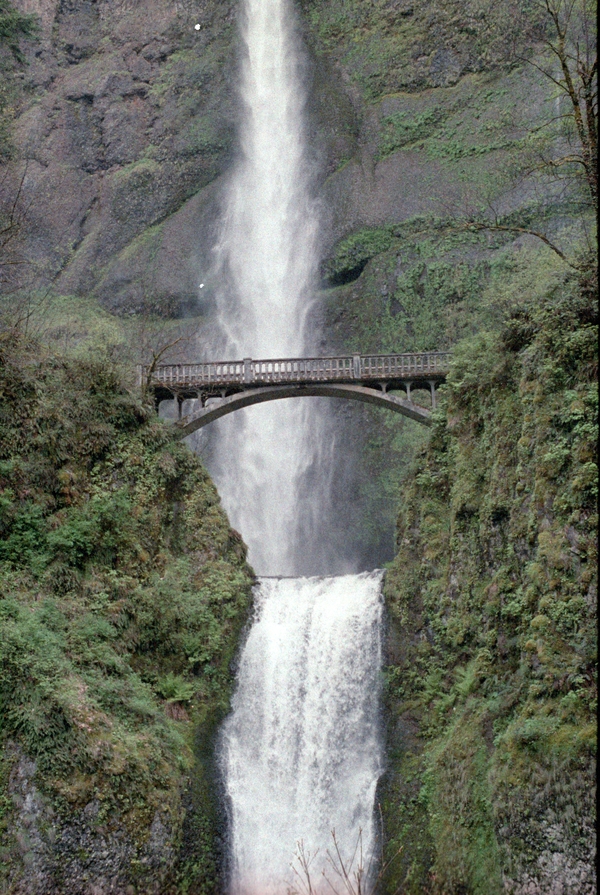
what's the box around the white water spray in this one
[221,573,384,894]
[209,0,321,576]
[206,0,385,888]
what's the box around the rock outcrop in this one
[7,0,554,316]
[10,0,237,311]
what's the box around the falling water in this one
[206,0,385,889]
[209,0,321,576]
[221,573,384,894]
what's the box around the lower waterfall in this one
[220,572,384,894]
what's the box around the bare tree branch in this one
[460,220,581,267]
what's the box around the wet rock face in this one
[10,0,238,312]
[7,749,177,895]
[56,0,101,64]
[496,765,597,895]
[8,0,545,316]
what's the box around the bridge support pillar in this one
[176,395,183,420]
[428,381,436,409]
[405,380,412,402]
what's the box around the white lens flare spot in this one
[199,283,204,288]
[194,23,201,30]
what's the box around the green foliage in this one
[424,709,503,894]
[374,74,528,162]
[0,0,37,58]
[379,107,450,157]
[302,0,544,100]
[381,268,597,892]
[322,217,567,358]
[47,495,130,566]
[156,673,196,704]
[321,226,394,286]
[0,500,48,571]
[0,335,252,888]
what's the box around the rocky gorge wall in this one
[3,0,566,314]
[3,0,238,310]
[0,335,253,893]
[380,272,597,894]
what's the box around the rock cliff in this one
[5,0,563,316]
[6,0,237,310]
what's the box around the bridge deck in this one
[143,351,450,402]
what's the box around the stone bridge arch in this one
[175,382,433,435]
[142,351,450,436]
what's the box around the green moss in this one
[381,265,597,891]
[303,0,545,100]
[0,334,253,888]
[149,39,234,103]
[379,105,451,157]
[0,0,37,54]
[425,706,503,894]
[0,1,38,157]
[112,157,160,185]
[177,113,232,158]
[0,747,14,884]
[321,225,395,286]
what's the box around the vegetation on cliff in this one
[0,0,36,159]
[380,262,597,893]
[0,334,253,893]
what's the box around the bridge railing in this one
[144,352,451,388]
[251,356,354,381]
[146,361,246,386]
[359,353,450,378]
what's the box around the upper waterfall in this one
[215,0,318,358]
[208,0,325,577]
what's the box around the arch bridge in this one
[141,351,450,436]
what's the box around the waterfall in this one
[221,573,384,894]
[209,0,321,577]
[204,0,385,888]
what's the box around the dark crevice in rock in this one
[321,259,369,288]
